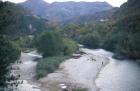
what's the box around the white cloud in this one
[2,0,127,7]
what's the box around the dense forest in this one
[57,0,140,59]
[0,0,140,90]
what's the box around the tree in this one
[63,38,78,55]
[35,31,64,57]
[0,36,20,90]
[81,32,100,49]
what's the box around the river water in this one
[12,51,42,91]
[13,49,140,91]
[96,57,140,91]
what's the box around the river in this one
[96,58,140,91]
[12,51,42,91]
[39,48,112,91]
[13,48,140,91]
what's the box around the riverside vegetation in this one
[34,31,78,78]
[0,0,140,90]
[58,0,140,59]
[0,1,78,88]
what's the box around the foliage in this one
[112,14,140,59]
[36,56,68,78]
[35,31,77,78]
[80,32,100,49]
[0,1,47,36]
[60,21,115,49]
[0,36,20,89]
[0,1,35,89]
[63,38,78,55]
[35,31,78,57]
[35,31,64,57]
[12,36,34,51]
[59,0,140,59]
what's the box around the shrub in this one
[36,56,68,78]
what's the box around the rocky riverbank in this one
[12,48,113,91]
[39,48,113,91]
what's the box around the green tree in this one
[63,38,78,55]
[0,36,20,89]
[81,32,100,49]
[35,31,64,57]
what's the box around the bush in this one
[36,56,68,78]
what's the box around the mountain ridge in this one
[20,0,113,21]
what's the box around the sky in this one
[2,0,127,7]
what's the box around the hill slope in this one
[105,0,140,59]
[65,7,118,24]
[20,0,113,21]
[0,1,48,36]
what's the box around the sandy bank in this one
[39,48,113,91]
[12,51,42,91]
